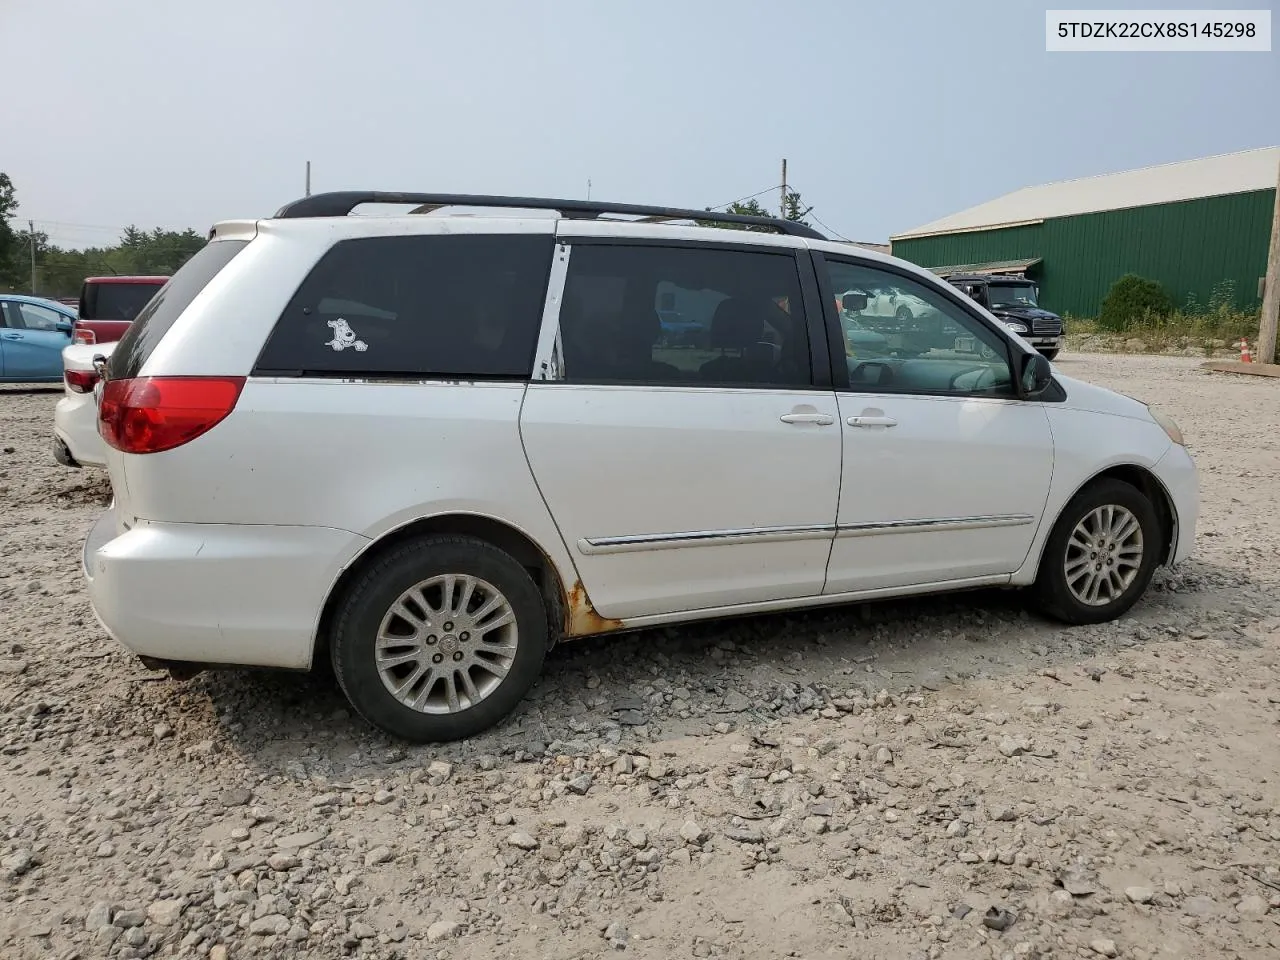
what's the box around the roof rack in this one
[271,191,827,240]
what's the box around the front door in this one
[813,254,1055,594]
[0,301,71,380]
[520,237,843,620]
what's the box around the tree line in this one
[0,172,205,299]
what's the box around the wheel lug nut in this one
[460,631,470,641]
[443,622,454,631]
[427,635,437,644]
[432,654,443,664]
[453,652,463,662]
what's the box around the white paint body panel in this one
[826,394,1053,592]
[83,505,366,668]
[519,384,842,618]
[53,342,117,468]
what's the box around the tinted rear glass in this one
[86,282,165,322]
[109,240,249,380]
[253,234,554,379]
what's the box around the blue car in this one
[0,295,77,383]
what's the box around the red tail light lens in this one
[74,328,96,345]
[98,376,246,454]
[65,369,98,394]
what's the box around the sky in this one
[4,0,1277,248]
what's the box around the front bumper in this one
[1023,335,1063,351]
[1152,442,1199,565]
[83,507,369,670]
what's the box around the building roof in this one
[892,145,1280,241]
[928,258,1042,277]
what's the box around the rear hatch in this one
[95,243,250,529]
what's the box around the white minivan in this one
[82,192,1198,743]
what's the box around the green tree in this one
[698,193,813,231]
[0,173,18,288]
[1098,274,1174,331]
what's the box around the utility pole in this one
[305,161,312,198]
[587,178,592,200]
[780,159,788,220]
[28,220,36,294]
[1258,153,1280,365]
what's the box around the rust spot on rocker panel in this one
[564,580,624,637]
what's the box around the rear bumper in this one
[54,393,107,467]
[83,508,368,669]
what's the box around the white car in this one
[53,340,117,468]
[82,191,1199,744]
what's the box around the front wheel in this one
[1032,479,1161,625]
[330,535,549,742]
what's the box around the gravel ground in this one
[2,353,1279,960]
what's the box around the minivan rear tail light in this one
[65,369,98,394]
[74,328,96,345]
[98,376,246,454]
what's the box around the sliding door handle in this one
[847,415,898,428]
[780,412,835,425]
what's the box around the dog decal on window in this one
[325,317,368,352]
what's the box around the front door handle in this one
[780,412,835,425]
[1,332,22,340]
[847,415,898,428]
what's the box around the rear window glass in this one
[253,234,554,379]
[109,240,249,380]
[85,282,164,322]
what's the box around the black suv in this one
[944,273,1064,361]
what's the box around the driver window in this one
[822,260,1014,397]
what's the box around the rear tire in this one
[1032,479,1161,625]
[330,535,548,743]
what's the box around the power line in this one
[705,186,778,212]
[783,182,854,242]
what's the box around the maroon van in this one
[73,276,169,345]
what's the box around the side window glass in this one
[822,260,1014,396]
[17,304,62,331]
[255,233,554,379]
[559,245,812,388]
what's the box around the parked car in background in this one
[943,273,1065,360]
[83,190,1197,745]
[54,340,117,468]
[73,275,168,345]
[0,294,76,382]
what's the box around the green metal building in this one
[890,146,1278,318]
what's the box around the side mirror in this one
[1018,352,1053,398]
[55,318,73,334]
[841,292,868,312]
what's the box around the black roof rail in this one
[270,191,827,241]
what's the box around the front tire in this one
[330,535,549,743]
[1032,479,1161,625]
[1040,348,1060,361]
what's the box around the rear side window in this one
[109,241,249,381]
[83,282,164,322]
[253,234,555,379]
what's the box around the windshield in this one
[987,283,1038,309]
[83,281,166,322]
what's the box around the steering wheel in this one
[948,365,995,391]
[851,360,895,386]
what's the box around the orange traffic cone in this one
[1239,338,1253,363]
